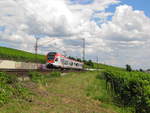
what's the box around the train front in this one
[46,52,57,68]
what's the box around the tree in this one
[68,56,76,60]
[85,60,94,68]
[139,68,143,72]
[76,58,82,62]
[126,64,132,72]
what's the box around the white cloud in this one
[0,0,113,53]
[1,0,150,68]
[99,5,150,68]
[101,5,150,42]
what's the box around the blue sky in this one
[120,0,150,17]
[70,0,94,5]
[70,0,150,25]
[70,0,150,17]
[0,26,5,32]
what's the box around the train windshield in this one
[47,52,56,60]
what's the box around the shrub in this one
[0,83,13,106]
[126,64,132,72]
[0,72,18,84]
[0,72,31,106]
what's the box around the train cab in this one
[46,52,59,68]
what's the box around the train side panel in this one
[46,52,83,69]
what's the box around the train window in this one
[71,62,73,66]
[79,64,81,67]
[69,61,71,65]
[64,60,68,65]
[48,55,55,60]
[64,60,66,64]
[61,59,64,64]
[47,52,56,60]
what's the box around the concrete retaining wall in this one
[0,60,41,69]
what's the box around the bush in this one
[0,72,18,84]
[126,64,132,72]
[0,83,13,105]
[0,72,31,106]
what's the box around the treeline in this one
[126,64,144,72]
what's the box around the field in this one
[0,46,45,63]
[0,71,132,113]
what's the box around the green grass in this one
[0,46,45,63]
[28,71,61,85]
[0,71,134,113]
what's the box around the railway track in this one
[0,69,36,72]
[0,68,85,77]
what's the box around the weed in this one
[0,72,31,106]
[28,71,61,85]
[49,71,61,77]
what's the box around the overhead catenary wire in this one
[13,1,98,61]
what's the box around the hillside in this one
[0,46,45,63]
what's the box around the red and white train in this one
[46,52,83,69]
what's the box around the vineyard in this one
[0,46,45,63]
[102,69,150,113]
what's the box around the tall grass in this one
[28,71,61,85]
